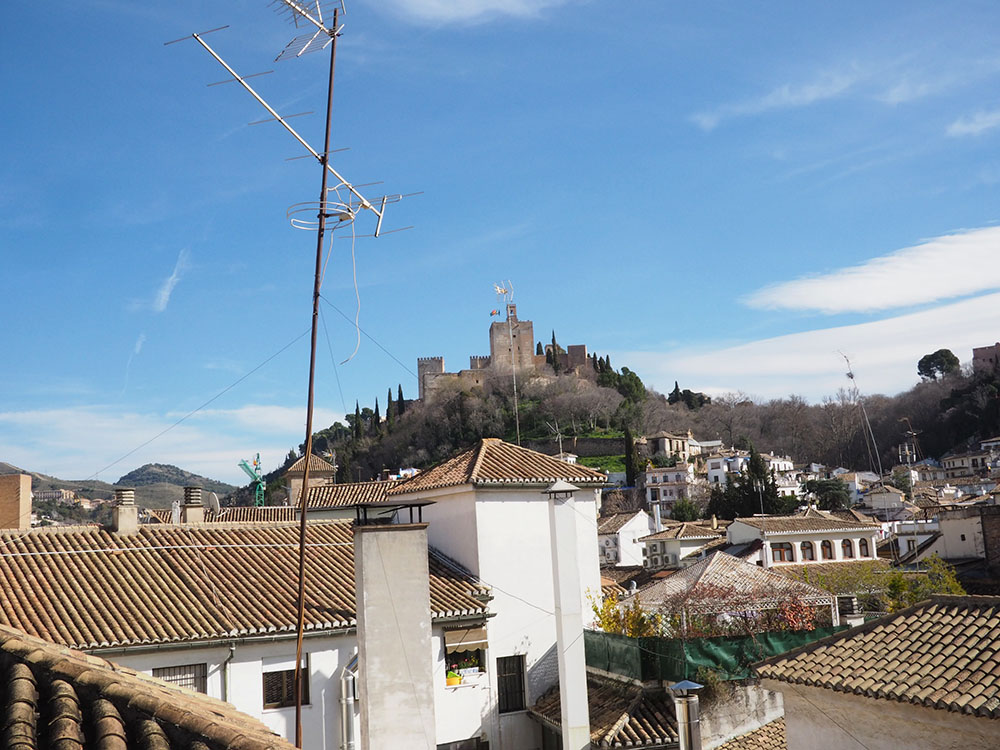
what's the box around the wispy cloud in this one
[617,291,1000,402]
[153,249,190,313]
[744,226,1000,314]
[947,108,1000,137]
[379,0,570,24]
[121,332,147,396]
[693,70,859,131]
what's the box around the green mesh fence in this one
[585,626,847,682]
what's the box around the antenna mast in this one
[841,353,884,479]
[495,282,521,445]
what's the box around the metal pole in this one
[295,10,338,747]
[506,308,521,445]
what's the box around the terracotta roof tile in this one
[598,511,645,535]
[530,676,678,746]
[626,553,832,612]
[284,454,337,475]
[390,438,606,494]
[756,595,1000,718]
[146,507,298,524]
[0,521,488,649]
[715,718,786,750]
[640,522,722,541]
[0,623,295,749]
[305,479,406,509]
[734,512,878,534]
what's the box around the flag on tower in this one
[490,309,499,316]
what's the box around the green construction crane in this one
[238,453,266,507]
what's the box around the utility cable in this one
[318,306,348,415]
[319,293,417,379]
[86,328,311,482]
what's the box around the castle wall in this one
[417,356,445,400]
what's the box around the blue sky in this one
[4,0,1000,484]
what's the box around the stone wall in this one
[981,505,1000,572]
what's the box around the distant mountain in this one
[0,461,236,509]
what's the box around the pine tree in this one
[397,384,405,416]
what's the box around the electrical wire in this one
[319,293,417,379]
[318,306,348,415]
[86,327,311,482]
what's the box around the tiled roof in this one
[640,522,721,541]
[715,718,786,750]
[756,596,1000,718]
[530,676,678,747]
[0,521,488,650]
[627,553,832,611]
[598,511,645,535]
[826,508,877,524]
[390,438,606,494]
[0,624,294,750]
[733,511,878,534]
[305,479,406,509]
[146,506,298,524]
[285,454,337,475]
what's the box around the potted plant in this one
[446,664,462,686]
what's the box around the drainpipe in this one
[222,643,236,702]
[340,653,359,750]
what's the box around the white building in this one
[640,521,724,571]
[642,462,700,509]
[707,452,749,486]
[387,438,607,750]
[727,509,880,569]
[597,509,653,567]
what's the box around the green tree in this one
[884,555,964,611]
[706,446,791,519]
[617,367,646,404]
[917,349,960,380]
[890,468,912,499]
[536,341,543,356]
[801,478,852,511]
[372,398,381,435]
[624,427,643,487]
[386,387,395,432]
[353,401,362,440]
[671,496,701,522]
[668,381,682,405]
[397,384,405,416]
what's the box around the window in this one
[821,540,833,560]
[859,538,870,557]
[961,534,967,541]
[771,542,794,563]
[497,656,526,713]
[263,667,309,709]
[907,539,916,553]
[800,541,815,561]
[841,539,855,559]
[152,663,207,693]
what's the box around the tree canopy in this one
[801,478,851,511]
[706,446,796,519]
[917,349,960,381]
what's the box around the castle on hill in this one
[417,303,591,399]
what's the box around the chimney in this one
[670,682,703,750]
[711,514,718,530]
[653,503,663,532]
[181,486,204,524]
[0,474,32,531]
[112,487,139,535]
[380,468,391,482]
[354,517,436,749]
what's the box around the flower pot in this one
[446,675,462,686]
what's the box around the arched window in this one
[821,540,833,560]
[772,542,794,563]
[859,538,870,557]
[800,541,815,561]
[842,539,855,559]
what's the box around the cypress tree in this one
[353,401,361,440]
[397,384,405,416]
[386,387,394,432]
[536,341,543,356]
[373,398,381,435]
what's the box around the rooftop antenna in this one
[494,281,521,445]
[840,352,884,480]
[166,5,414,739]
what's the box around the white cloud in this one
[0,403,344,486]
[744,225,1000,313]
[947,109,1000,137]
[380,0,569,23]
[693,71,858,131]
[133,333,146,355]
[153,249,190,313]
[617,292,1000,402]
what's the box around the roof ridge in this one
[469,439,491,480]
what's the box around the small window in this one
[821,540,833,560]
[907,539,917,553]
[153,663,207,693]
[800,541,815,561]
[841,539,855,559]
[771,542,794,563]
[961,534,967,541]
[497,656,526,713]
[263,667,309,709]
[859,538,870,557]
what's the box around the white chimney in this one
[653,503,663,532]
[112,487,138,535]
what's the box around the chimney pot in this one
[181,486,205,524]
[114,487,136,506]
[112,487,139,535]
[183,486,203,506]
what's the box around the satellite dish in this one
[207,492,221,516]
[170,499,181,525]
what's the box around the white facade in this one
[598,510,653,567]
[405,483,602,750]
[707,454,749,486]
[727,520,879,568]
[643,463,698,506]
[94,626,488,750]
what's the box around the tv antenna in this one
[840,352,884,479]
[166,4,415,742]
[494,281,521,445]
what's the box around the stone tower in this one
[417,356,446,400]
[489,304,535,372]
